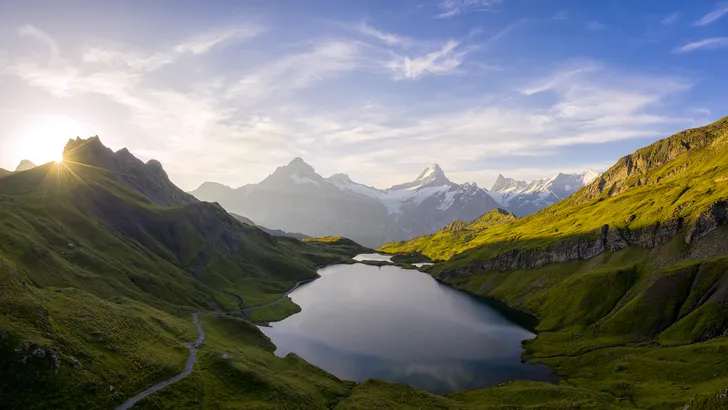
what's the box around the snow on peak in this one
[580,168,601,185]
[389,163,451,191]
[289,172,321,186]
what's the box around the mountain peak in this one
[491,174,526,192]
[283,157,316,175]
[414,163,449,185]
[61,136,196,206]
[329,173,353,183]
[15,160,37,172]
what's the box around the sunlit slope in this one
[377,117,728,409]
[0,137,366,408]
[381,116,728,265]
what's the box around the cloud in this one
[387,40,469,79]
[18,25,60,60]
[673,37,728,53]
[83,24,263,72]
[437,0,503,19]
[694,3,728,26]
[174,26,263,54]
[352,22,411,46]
[226,40,364,103]
[661,12,680,25]
[3,24,697,191]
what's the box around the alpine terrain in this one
[381,115,728,409]
[191,161,501,247]
[489,169,601,216]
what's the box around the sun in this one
[15,115,88,165]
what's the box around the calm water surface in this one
[260,255,556,394]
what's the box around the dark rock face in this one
[444,204,727,278]
[580,119,726,202]
[63,137,197,207]
[13,342,61,375]
[686,201,728,244]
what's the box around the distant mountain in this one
[488,169,600,216]
[14,159,37,172]
[229,213,310,240]
[191,160,501,247]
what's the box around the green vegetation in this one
[381,116,728,263]
[302,236,373,259]
[5,112,728,410]
[0,138,368,409]
[389,252,432,264]
[375,116,728,408]
[131,315,353,409]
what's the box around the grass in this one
[5,120,728,410]
[130,315,353,409]
[0,139,370,409]
[380,116,728,264]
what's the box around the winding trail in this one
[115,262,339,409]
[116,313,205,410]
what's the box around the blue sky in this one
[1,0,727,190]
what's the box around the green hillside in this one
[381,116,728,264]
[5,123,728,410]
[377,116,728,408]
[0,137,366,409]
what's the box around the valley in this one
[4,1,728,408]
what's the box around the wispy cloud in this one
[3,23,697,191]
[387,40,470,79]
[694,3,728,26]
[83,25,263,72]
[673,37,728,53]
[174,26,264,54]
[661,12,681,25]
[352,22,412,47]
[226,40,364,103]
[18,25,61,61]
[437,0,503,19]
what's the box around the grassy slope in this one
[371,117,728,408]
[381,116,728,263]
[0,151,366,409]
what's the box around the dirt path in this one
[114,263,337,409]
[116,313,205,410]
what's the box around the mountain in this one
[381,116,728,408]
[488,169,600,216]
[191,161,501,247]
[229,212,310,239]
[14,159,37,172]
[0,136,370,409]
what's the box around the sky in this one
[1,0,727,191]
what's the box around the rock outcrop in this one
[444,200,728,278]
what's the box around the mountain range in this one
[191,161,598,247]
[488,169,600,216]
[2,116,728,409]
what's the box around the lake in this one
[260,255,556,394]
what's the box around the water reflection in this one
[260,261,556,394]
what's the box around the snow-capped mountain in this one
[190,159,500,247]
[489,169,601,216]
